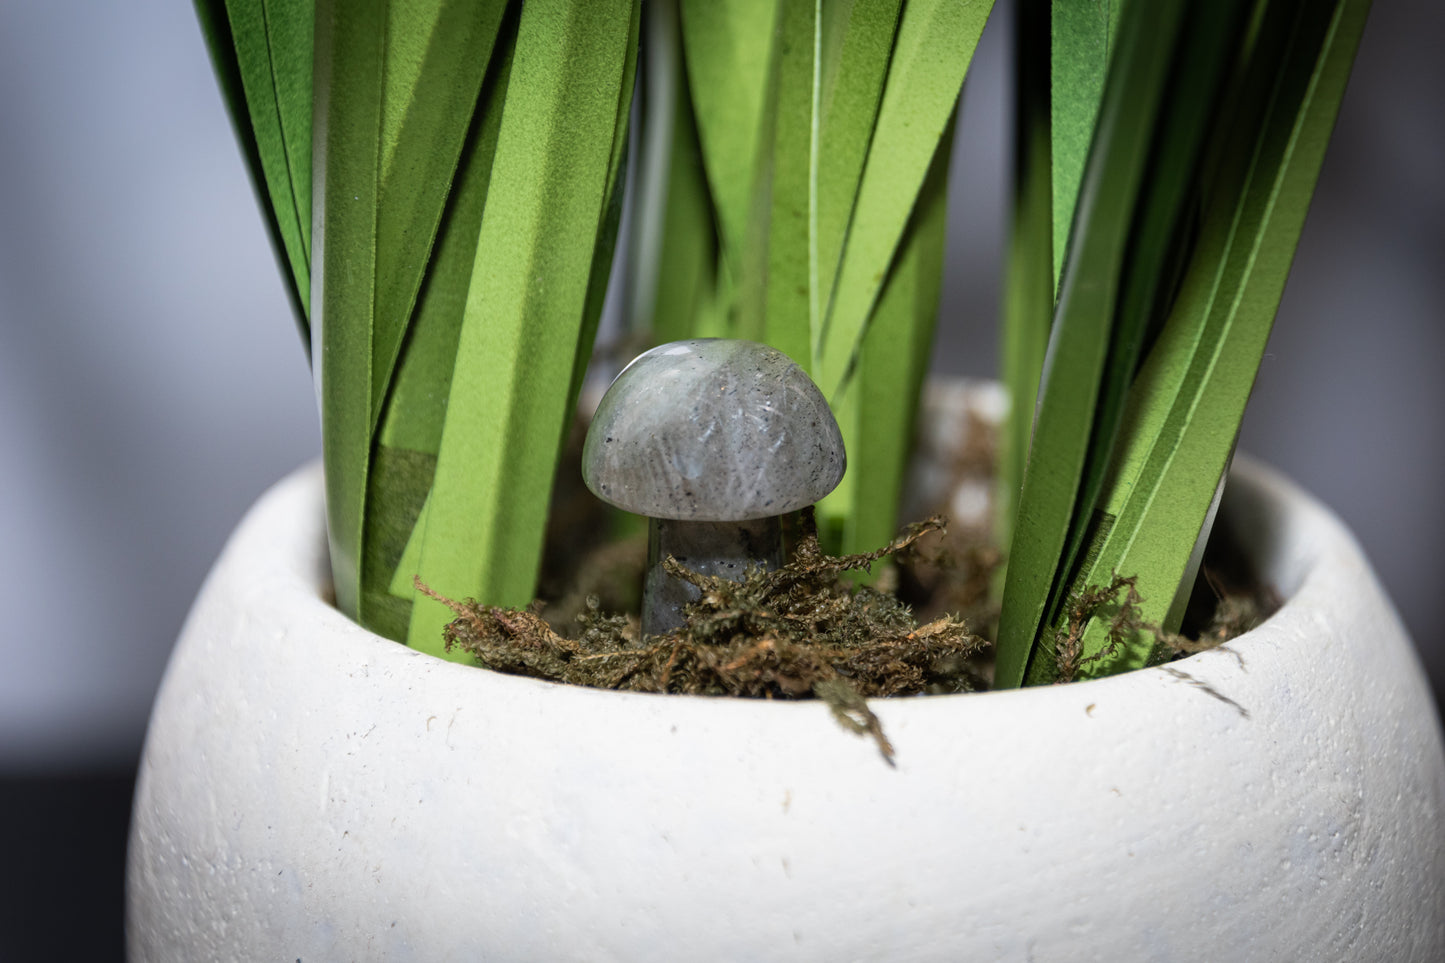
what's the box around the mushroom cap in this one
[582,339,847,521]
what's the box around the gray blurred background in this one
[0,0,1439,850]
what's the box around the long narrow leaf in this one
[365,10,522,641]
[194,0,312,346]
[565,4,641,420]
[1066,0,1371,676]
[812,0,903,353]
[996,0,1053,561]
[313,0,387,619]
[260,0,313,263]
[812,0,991,398]
[648,68,719,345]
[831,118,954,555]
[1018,0,1254,685]
[626,0,717,344]
[678,0,780,275]
[1048,0,1120,290]
[757,0,819,366]
[993,0,1188,689]
[368,1,508,431]
[405,0,638,658]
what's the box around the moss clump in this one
[1051,574,1151,684]
[414,426,1279,760]
[1051,570,1279,684]
[417,512,984,762]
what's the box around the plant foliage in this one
[993,0,1371,687]
[200,0,637,658]
[199,0,1369,683]
[632,0,994,555]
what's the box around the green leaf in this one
[364,8,521,639]
[649,92,719,345]
[995,0,1053,561]
[811,0,904,360]
[995,0,1367,687]
[313,0,387,619]
[369,0,509,431]
[378,2,635,646]
[757,0,820,367]
[993,0,1190,689]
[404,0,639,658]
[812,0,992,398]
[825,115,954,555]
[1066,0,1372,676]
[194,0,312,347]
[679,0,781,275]
[316,0,510,630]
[565,3,641,420]
[375,15,516,461]
[259,0,314,261]
[1048,0,1121,291]
[1021,0,1255,684]
[626,0,718,344]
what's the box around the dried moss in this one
[415,404,1277,760]
[419,504,1277,761]
[891,525,1003,686]
[417,512,984,762]
[1051,569,1279,684]
[1052,574,1150,684]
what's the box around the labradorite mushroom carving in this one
[582,339,847,635]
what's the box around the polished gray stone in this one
[582,339,846,522]
[641,516,783,636]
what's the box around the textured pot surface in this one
[129,421,1445,961]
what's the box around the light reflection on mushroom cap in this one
[582,339,847,521]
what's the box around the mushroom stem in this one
[643,516,783,636]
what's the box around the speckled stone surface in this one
[583,339,846,521]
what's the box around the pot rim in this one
[212,446,1379,712]
[134,441,1445,962]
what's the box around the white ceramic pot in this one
[128,408,1445,961]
